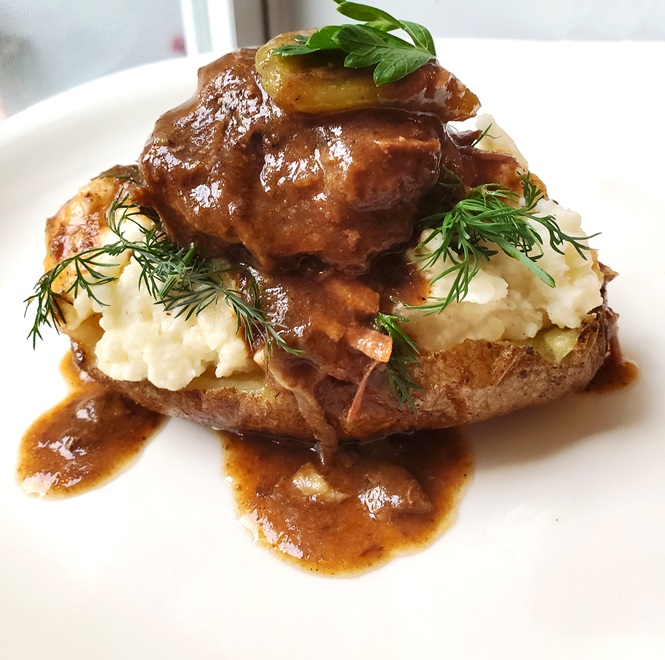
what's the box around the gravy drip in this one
[586,333,638,393]
[222,428,472,575]
[18,354,164,498]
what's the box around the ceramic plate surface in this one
[1,41,664,660]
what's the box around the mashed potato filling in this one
[398,198,603,351]
[92,260,253,390]
[79,194,601,390]
[59,117,602,390]
[396,116,603,352]
[63,211,254,391]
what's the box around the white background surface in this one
[1,39,664,659]
[4,0,664,118]
[283,0,665,39]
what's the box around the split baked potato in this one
[31,30,615,447]
[44,176,614,443]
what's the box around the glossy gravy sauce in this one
[221,429,472,575]
[17,354,164,498]
[586,334,638,393]
[17,334,635,572]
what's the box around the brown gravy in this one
[221,428,473,575]
[586,334,638,393]
[16,330,636,571]
[17,354,164,498]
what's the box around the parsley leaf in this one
[272,1,437,86]
[335,1,402,30]
[336,24,435,85]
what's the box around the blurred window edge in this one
[2,0,663,119]
[0,0,204,118]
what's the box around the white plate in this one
[1,41,664,660]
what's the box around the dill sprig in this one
[374,312,422,414]
[25,246,121,347]
[469,122,495,148]
[412,174,597,315]
[25,192,298,358]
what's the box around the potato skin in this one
[71,305,614,442]
[50,175,615,442]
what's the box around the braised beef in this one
[242,266,392,449]
[444,127,524,193]
[139,49,494,275]
[136,48,524,444]
[358,464,432,521]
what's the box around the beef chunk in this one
[139,50,447,275]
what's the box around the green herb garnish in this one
[469,122,495,148]
[25,191,297,359]
[272,1,437,86]
[412,174,597,315]
[374,312,422,414]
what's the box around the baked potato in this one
[69,309,612,442]
[42,173,614,444]
[30,30,614,448]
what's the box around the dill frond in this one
[412,173,597,315]
[374,312,422,414]
[25,191,298,358]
